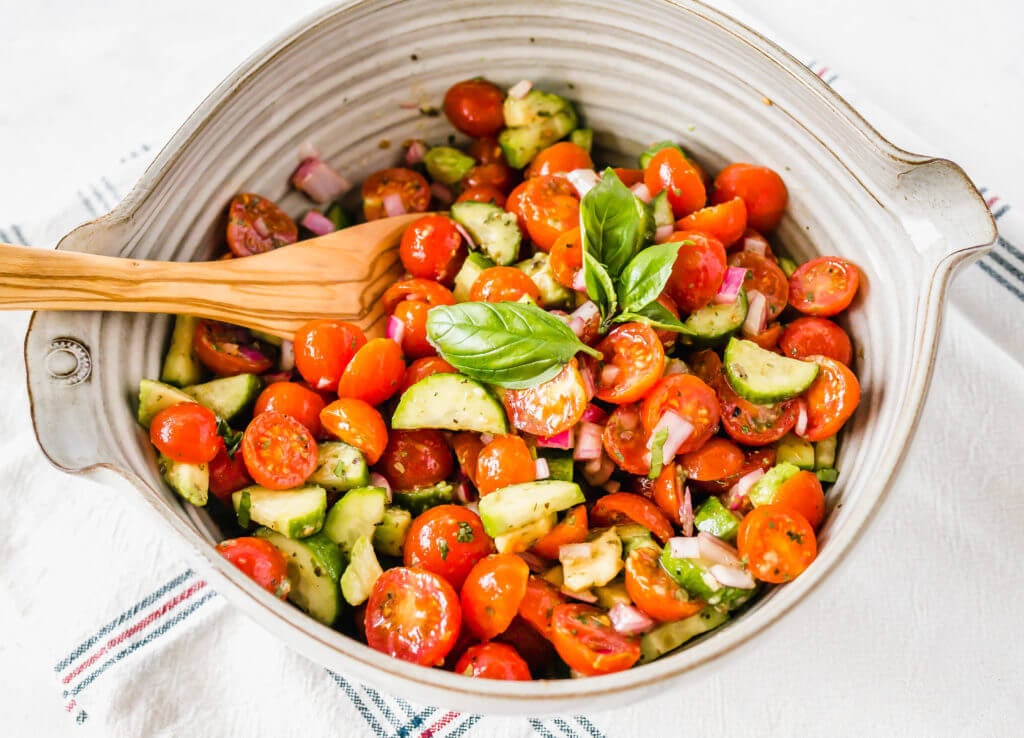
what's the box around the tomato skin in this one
[640,373,720,455]
[719,385,798,447]
[595,323,666,404]
[665,231,728,314]
[788,256,860,317]
[768,470,825,528]
[336,338,406,407]
[450,432,485,486]
[399,215,466,285]
[612,167,645,187]
[468,137,505,165]
[602,403,651,475]
[591,492,675,544]
[293,319,367,392]
[652,462,684,526]
[549,228,583,289]
[226,193,298,257]
[461,554,530,641]
[254,382,325,438]
[526,142,594,178]
[208,443,253,502]
[475,435,534,495]
[241,411,319,490]
[463,162,517,194]
[738,505,817,583]
[443,79,506,137]
[216,537,290,599]
[365,567,462,666]
[403,505,493,590]
[469,266,541,304]
[700,446,777,496]
[549,604,641,676]
[518,576,568,640]
[674,197,748,247]
[748,321,783,351]
[625,547,705,622]
[712,163,788,232]
[530,505,588,560]
[679,437,745,482]
[643,147,707,218]
[728,250,790,321]
[514,175,580,252]
[455,642,531,680]
[801,355,861,442]
[193,320,275,376]
[503,358,588,437]
[361,167,431,221]
[381,278,457,311]
[150,403,221,464]
[456,184,507,207]
[494,616,557,675]
[399,356,457,394]
[319,398,388,464]
[780,317,853,365]
[391,300,434,358]
[379,429,453,490]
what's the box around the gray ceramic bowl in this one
[24,0,995,714]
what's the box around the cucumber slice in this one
[615,523,660,555]
[593,578,631,609]
[516,252,573,309]
[452,251,494,303]
[322,486,388,555]
[569,128,593,153]
[392,481,454,516]
[392,373,509,435]
[660,545,756,611]
[158,454,208,506]
[183,374,261,422]
[639,608,728,664]
[307,441,369,493]
[537,450,574,482]
[255,528,343,626]
[681,289,748,346]
[232,485,326,539]
[503,89,576,127]
[775,433,816,470]
[650,191,674,229]
[493,512,556,554]
[559,529,623,591]
[498,110,578,169]
[747,462,801,507]
[137,379,195,428]
[723,337,819,404]
[815,435,837,470]
[477,480,585,536]
[423,146,476,185]
[816,468,839,484]
[450,201,522,266]
[372,506,412,558]
[340,535,384,606]
[693,497,740,543]
[160,315,203,387]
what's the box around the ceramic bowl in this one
[24,0,995,714]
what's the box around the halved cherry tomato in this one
[254,382,325,438]
[767,470,825,528]
[365,567,462,666]
[381,278,456,311]
[494,616,557,675]
[594,323,666,404]
[503,358,588,437]
[737,505,817,583]
[526,141,594,178]
[468,137,505,165]
[702,446,777,495]
[530,505,588,560]
[379,429,453,490]
[801,355,861,442]
[640,374,720,455]
[362,167,431,221]
[463,161,517,194]
[674,197,747,247]
[461,554,530,640]
[679,437,745,481]
[512,175,580,252]
[505,180,531,234]
[450,432,485,486]
[625,547,705,622]
[643,147,707,218]
[788,256,860,317]
[612,168,645,187]
[226,193,298,257]
[748,321,783,351]
[216,537,290,599]
[319,398,388,464]
[728,250,789,320]
[470,266,541,303]
[665,231,728,314]
[780,317,853,365]
[456,184,507,207]
[391,301,434,358]
[193,320,276,376]
[590,492,674,544]
[652,293,683,350]
[208,442,253,501]
[403,505,493,590]
[711,163,788,232]
[719,379,798,447]
[399,214,466,285]
[455,642,531,680]
[443,79,506,137]
[549,227,583,289]
[602,403,650,475]
[399,356,457,394]
[241,411,318,490]
[336,338,406,406]
[293,319,367,391]
[687,348,723,386]
[518,575,568,640]
[150,402,221,464]
[476,435,535,495]
[549,604,641,676]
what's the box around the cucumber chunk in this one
[137,379,195,428]
[158,454,208,506]
[450,201,522,266]
[778,256,799,278]
[255,528,343,626]
[183,373,261,422]
[569,128,593,152]
[693,497,740,543]
[639,608,728,664]
[502,89,576,127]
[493,512,556,554]
[681,289,748,346]
[423,146,475,185]
[615,523,660,555]
[340,535,384,606]
[499,90,578,169]
[815,435,837,470]
[232,485,326,539]
[516,252,573,309]
[452,251,495,303]
[392,481,453,516]
[661,545,756,612]
[322,486,388,555]
[537,450,574,482]
[816,468,839,483]
[593,578,631,609]
[723,337,819,404]
[559,529,623,591]
[392,373,509,435]
[160,315,203,387]
[307,441,369,493]
[477,480,585,536]
[775,433,816,470]
[372,506,413,558]
[650,191,674,229]
[747,462,801,507]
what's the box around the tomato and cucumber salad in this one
[135,75,863,680]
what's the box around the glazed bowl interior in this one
[24,0,994,714]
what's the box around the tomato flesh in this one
[226,193,297,257]
[503,358,588,437]
[594,323,666,405]
[738,505,817,583]
[788,256,860,317]
[455,642,532,680]
[549,604,641,676]
[365,567,462,666]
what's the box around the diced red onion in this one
[261,370,293,384]
[579,362,596,401]
[453,474,476,504]
[369,473,392,503]
[741,290,768,337]
[654,224,675,243]
[550,310,572,324]
[517,551,549,573]
[567,169,601,198]
[794,399,809,437]
[535,457,550,480]
[573,422,605,461]
[386,315,405,346]
[237,344,270,365]
[560,586,598,603]
[508,79,533,99]
[668,536,701,560]
[714,267,747,305]
[297,141,320,161]
[301,209,336,236]
[431,182,454,207]
[697,531,742,568]
[679,485,694,537]
[571,300,600,325]
[253,217,271,238]
[453,220,476,248]
[608,603,655,635]
[405,139,427,166]
[709,564,756,590]
[536,428,574,450]
[278,340,295,372]
[664,358,689,376]
[600,364,621,385]
[569,317,586,337]
[292,157,352,203]
[645,411,694,467]
[582,454,615,486]
[726,468,764,510]
[571,269,587,292]
[630,182,652,203]
[603,479,621,494]
[480,433,495,446]
[383,192,407,217]
[580,404,608,424]
[743,232,768,255]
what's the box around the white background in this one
[1,1,1022,736]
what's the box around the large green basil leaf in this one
[580,168,646,277]
[426,301,601,389]
[616,241,685,314]
[617,299,692,334]
[583,250,618,322]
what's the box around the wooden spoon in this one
[0,213,428,339]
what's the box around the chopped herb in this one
[456,521,475,543]
[438,540,450,560]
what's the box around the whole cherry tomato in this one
[150,402,221,464]
[462,161,516,194]
[378,429,453,490]
[442,79,506,137]
[674,197,748,247]
[525,141,593,178]
[461,554,530,641]
[336,338,406,406]
[399,214,466,285]
[319,398,388,464]
[455,642,531,680]
[644,147,706,217]
[508,175,580,252]
[293,319,367,392]
[780,317,853,365]
[475,435,534,495]
[470,266,541,304]
[665,231,728,314]
[398,356,457,394]
[711,163,788,232]
[216,537,290,599]
[801,355,861,442]
[208,443,252,502]
[254,382,325,437]
[456,185,507,207]
[403,505,493,590]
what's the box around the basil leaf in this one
[616,241,685,314]
[217,417,243,457]
[426,301,601,389]
[648,427,668,479]
[617,300,692,334]
[583,250,618,322]
[580,168,646,277]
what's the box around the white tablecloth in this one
[2,1,1022,736]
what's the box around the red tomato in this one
[517,576,568,640]
[640,374,720,455]
[399,215,466,285]
[398,356,457,394]
[602,403,650,475]
[208,443,253,502]
[241,411,318,490]
[768,470,825,528]
[748,321,783,351]
[728,250,790,320]
[679,437,745,481]
[780,317,853,365]
[674,197,748,247]
[594,323,666,404]
[216,537,290,599]
[403,505,493,590]
[643,147,707,218]
[652,293,683,350]
[525,142,594,178]
[625,547,705,622]
[652,462,684,526]
[687,347,724,386]
[193,320,275,376]
[293,319,367,392]
[254,382,325,437]
[788,256,861,317]
[665,231,728,314]
[530,505,588,560]
[468,137,505,165]
[381,278,457,311]
[456,185,507,207]
[365,567,462,666]
[511,175,580,252]
[378,429,453,490]
[336,338,406,406]
[737,505,817,583]
[442,79,506,137]
[450,432,485,487]
[503,358,588,437]
[712,163,788,232]
[226,193,298,257]
[701,446,777,496]
[549,228,583,289]
[549,604,641,676]
[319,398,388,464]
[461,554,530,640]
[494,616,557,675]
[462,162,517,194]
[455,642,531,680]
[475,435,535,495]
[718,380,799,446]
[362,167,431,221]
[612,167,645,187]
[150,402,221,464]
[469,266,541,304]
[802,355,861,442]
[591,492,674,544]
